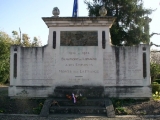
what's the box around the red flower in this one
[66,94,72,100]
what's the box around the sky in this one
[0,0,160,50]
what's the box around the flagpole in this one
[72,0,78,17]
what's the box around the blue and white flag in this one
[72,0,78,17]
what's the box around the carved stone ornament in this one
[52,7,60,17]
[99,5,107,16]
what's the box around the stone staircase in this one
[40,86,115,117]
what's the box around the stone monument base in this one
[40,86,115,117]
[8,85,151,98]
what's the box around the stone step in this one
[50,106,106,114]
[49,95,104,99]
[55,86,104,89]
[40,98,115,117]
[53,86,104,98]
[50,98,106,101]
[50,99,105,106]
[53,90,104,98]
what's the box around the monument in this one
[8,7,151,98]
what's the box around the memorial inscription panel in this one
[103,49,143,86]
[20,49,56,86]
[60,31,98,46]
[103,52,116,80]
[20,57,31,80]
[57,47,102,85]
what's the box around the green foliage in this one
[150,52,160,83]
[32,99,45,114]
[152,91,160,100]
[111,98,136,115]
[152,84,160,94]
[111,98,149,115]
[31,37,41,47]
[33,102,43,114]
[85,0,153,46]
[155,79,160,84]
[0,109,4,113]
[0,31,13,83]
[115,107,128,115]
[152,82,159,84]
[22,34,31,47]
[12,31,41,47]
[151,79,160,100]
[150,62,160,83]
[12,30,21,45]
[111,98,136,108]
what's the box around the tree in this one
[31,37,41,47]
[22,34,31,47]
[12,30,21,45]
[150,51,160,83]
[85,0,153,46]
[12,31,41,47]
[0,31,13,83]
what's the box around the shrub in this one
[33,102,43,114]
[152,84,160,94]
[155,79,160,84]
[152,91,160,100]
[152,82,159,84]
[150,62,160,83]
[115,107,128,115]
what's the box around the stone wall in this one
[104,46,150,86]
[9,44,151,98]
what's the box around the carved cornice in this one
[42,17,116,28]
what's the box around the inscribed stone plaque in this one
[60,31,98,46]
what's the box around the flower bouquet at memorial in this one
[66,93,87,104]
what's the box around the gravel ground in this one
[0,114,160,120]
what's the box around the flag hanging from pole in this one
[72,0,78,17]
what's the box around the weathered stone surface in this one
[50,106,106,114]
[104,86,151,98]
[105,98,115,118]
[53,86,104,98]
[40,98,52,117]
[60,31,98,46]
[48,86,107,116]
[48,99,105,106]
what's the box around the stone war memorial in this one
[9,6,151,98]
[8,6,151,117]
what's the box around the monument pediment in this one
[42,17,116,27]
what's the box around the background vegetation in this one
[0,30,41,84]
[85,0,153,46]
[150,51,160,99]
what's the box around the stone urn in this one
[99,5,107,16]
[52,7,60,17]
